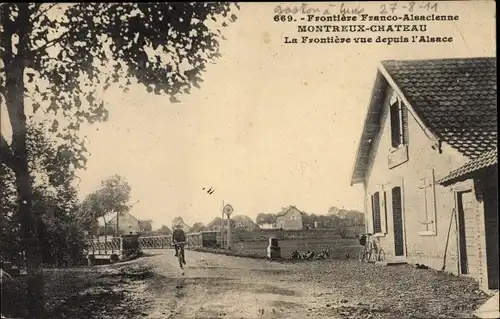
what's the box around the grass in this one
[1,264,152,319]
[192,237,361,260]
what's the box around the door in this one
[457,190,477,276]
[483,180,499,289]
[392,186,406,258]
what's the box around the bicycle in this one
[358,233,372,263]
[358,245,371,262]
[377,248,386,262]
[174,241,186,269]
[358,233,385,263]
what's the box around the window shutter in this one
[367,193,374,233]
[391,185,405,256]
[401,103,409,145]
[390,102,401,148]
[372,192,381,233]
[380,189,388,234]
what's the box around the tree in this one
[0,4,238,315]
[190,222,205,233]
[172,216,185,227]
[80,174,132,234]
[157,225,171,235]
[1,122,84,274]
[328,206,340,215]
[334,218,348,238]
[138,220,153,233]
[255,213,267,226]
[256,213,277,226]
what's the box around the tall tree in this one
[0,4,238,316]
[255,213,267,226]
[80,174,132,233]
[172,216,186,228]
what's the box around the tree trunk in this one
[1,5,45,318]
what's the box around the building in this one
[275,206,304,230]
[259,223,278,230]
[107,212,141,235]
[350,57,497,292]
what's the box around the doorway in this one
[456,190,477,276]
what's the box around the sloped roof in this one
[276,206,303,217]
[351,57,497,185]
[382,58,497,158]
[108,211,139,223]
[437,148,498,186]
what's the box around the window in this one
[372,192,382,233]
[390,96,405,148]
[418,169,437,235]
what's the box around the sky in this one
[3,2,495,229]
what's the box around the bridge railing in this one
[138,235,172,249]
[138,231,223,250]
[87,236,122,256]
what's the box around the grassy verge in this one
[1,262,152,319]
[188,238,362,265]
[189,246,267,260]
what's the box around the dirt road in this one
[3,248,484,318]
[141,249,339,319]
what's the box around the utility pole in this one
[223,204,234,250]
[220,200,224,247]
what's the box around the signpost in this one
[223,204,234,250]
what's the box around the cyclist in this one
[172,223,186,265]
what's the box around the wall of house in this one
[108,213,141,235]
[363,86,487,280]
[276,208,303,230]
[473,174,498,291]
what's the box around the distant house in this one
[275,206,304,230]
[107,212,141,235]
[350,57,497,292]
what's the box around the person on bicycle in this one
[172,223,186,264]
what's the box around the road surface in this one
[123,249,488,319]
[141,249,338,319]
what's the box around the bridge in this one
[86,231,224,265]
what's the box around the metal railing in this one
[138,235,172,249]
[87,236,122,256]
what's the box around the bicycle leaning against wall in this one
[358,233,386,263]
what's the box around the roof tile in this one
[382,57,497,160]
[437,148,498,185]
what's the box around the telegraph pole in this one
[223,204,234,250]
[220,200,224,246]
